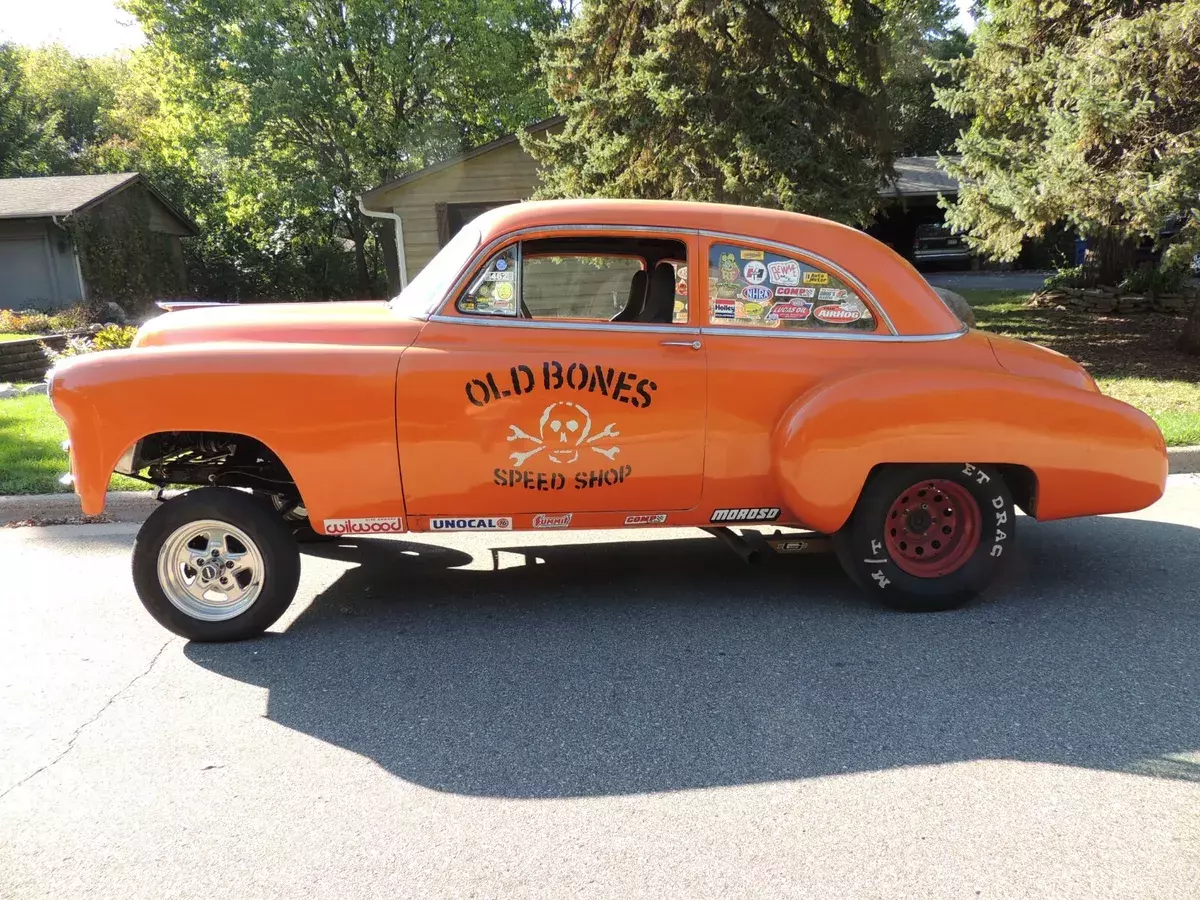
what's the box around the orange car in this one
[49,200,1167,640]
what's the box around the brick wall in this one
[0,331,93,383]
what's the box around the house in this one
[359,118,962,289]
[0,172,196,310]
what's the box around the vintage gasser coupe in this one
[49,200,1167,640]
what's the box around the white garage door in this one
[0,238,55,309]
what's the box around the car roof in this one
[471,200,964,336]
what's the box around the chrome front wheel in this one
[157,520,265,621]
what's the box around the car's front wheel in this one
[834,463,1014,612]
[132,487,301,641]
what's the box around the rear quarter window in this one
[707,243,876,331]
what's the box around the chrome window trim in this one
[429,314,699,337]
[699,325,967,343]
[427,221,961,341]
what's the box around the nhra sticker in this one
[743,261,767,284]
[625,514,668,525]
[710,507,781,523]
[714,300,737,319]
[429,517,513,531]
[774,285,815,298]
[739,249,764,260]
[532,513,572,529]
[323,517,404,536]
[740,285,772,302]
[814,303,862,324]
[803,271,829,285]
[770,301,813,320]
[767,260,800,286]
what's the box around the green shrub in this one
[92,324,138,351]
[1119,265,1189,295]
[1044,266,1086,290]
[0,309,53,335]
[47,306,90,332]
[41,336,95,363]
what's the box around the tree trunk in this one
[1082,229,1136,287]
[1177,300,1200,355]
[348,216,372,297]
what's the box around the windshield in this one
[389,225,482,318]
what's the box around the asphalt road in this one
[3,477,1199,899]
[923,271,1051,292]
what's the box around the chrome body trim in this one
[699,325,968,343]
[428,314,699,336]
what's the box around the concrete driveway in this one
[2,477,1199,899]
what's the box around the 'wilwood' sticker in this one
[323,517,404,535]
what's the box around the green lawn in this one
[0,333,33,342]
[960,288,1200,446]
[0,395,151,495]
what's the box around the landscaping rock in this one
[21,382,47,395]
[101,301,128,325]
[931,287,977,328]
[0,386,17,400]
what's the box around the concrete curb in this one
[0,490,168,525]
[1168,444,1200,476]
[2,449,1197,525]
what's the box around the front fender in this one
[50,342,405,524]
[771,367,1167,534]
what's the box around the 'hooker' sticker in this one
[323,517,404,535]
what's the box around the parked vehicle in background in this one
[48,200,1167,641]
[913,223,972,265]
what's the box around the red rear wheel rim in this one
[883,479,982,578]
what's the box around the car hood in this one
[133,301,426,349]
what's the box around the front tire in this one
[132,487,301,641]
[834,463,1015,612]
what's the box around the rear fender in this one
[771,368,1167,534]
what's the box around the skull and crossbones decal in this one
[507,401,620,466]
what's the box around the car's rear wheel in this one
[132,487,301,641]
[833,463,1014,612]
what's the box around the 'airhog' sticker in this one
[814,303,861,324]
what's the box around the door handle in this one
[661,340,702,350]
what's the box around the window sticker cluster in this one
[707,244,875,330]
[458,248,519,316]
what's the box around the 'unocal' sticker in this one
[429,517,513,531]
[323,517,404,536]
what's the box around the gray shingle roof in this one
[0,173,140,218]
[879,156,961,198]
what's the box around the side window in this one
[458,246,519,316]
[523,255,643,320]
[707,243,876,331]
[455,237,690,324]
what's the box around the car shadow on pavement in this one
[185,516,1200,798]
